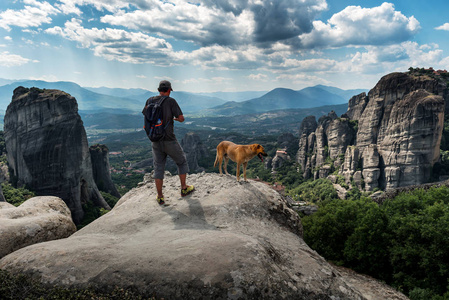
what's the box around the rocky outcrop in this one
[4,87,111,224]
[271,149,290,171]
[0,173,407,299]
[90,144,120,198]
[180,132,208,173]
[296,115,317,178]
[0,196,76,259]
[296,72,446,190]
[277,132,298,151]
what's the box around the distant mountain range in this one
[0,79,367,117]
[200,86,367,116]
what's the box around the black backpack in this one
[143,96,168,142]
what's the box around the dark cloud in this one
[251,0,325,43]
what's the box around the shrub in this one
[2,183,35,206]
[302,185,449,298]
[287,178,338,203]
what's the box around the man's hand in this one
[174,115,185,122]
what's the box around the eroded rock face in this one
[271,149,291,171]
[296,72,446,190]
[0,173,406,299]
[0,196,76,259]
[90,144,121,198]
[4,87,110,224]
[296,115,317,179]
[180,132,208,173]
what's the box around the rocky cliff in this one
[0,173,407,299]
[4,87,111,224]
[90,144,121,198]
[180,132,208,173]
[296,72,446,190]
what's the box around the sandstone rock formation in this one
[271,149,291,171]
[0,196,76,259]
[180,132,208,173]
[0,173,406,299]
[4,87,111,224]
[296,72,446,191]
[90,144,121,198]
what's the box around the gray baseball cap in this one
[158,80,173,91]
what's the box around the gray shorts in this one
[152,140,189,179]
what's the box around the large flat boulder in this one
[0,196,76,258]
[0,173,406,299]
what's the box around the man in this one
[144,80,194,205]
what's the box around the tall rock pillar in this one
[4,87,110,224]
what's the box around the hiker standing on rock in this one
[143,80,195,205]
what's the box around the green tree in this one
[2,183,35,207]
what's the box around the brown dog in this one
[214,141,268,181]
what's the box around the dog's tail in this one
[214,152,219,168]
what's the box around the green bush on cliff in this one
[287,178,337,203]
[2,183,35,206]
[302,185,449,298]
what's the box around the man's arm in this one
[174,115,185,122]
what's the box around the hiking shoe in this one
[156,196,165,205]
[181,185,195,197]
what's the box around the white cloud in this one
[298,2,420,49]
[46,18,174,64]
[98,0,327,48]
[341,42,444,74]
[0,51,32,67]
[248,73,268,81]
[278,58,337,71]
[136,75,146,79]
[4,36,12,41]
[179,45,266,70]
[57,0,131,13]
[275,73,332,86]
[0,0,59,31]
[28,74,59,81]
[435,23,449,31]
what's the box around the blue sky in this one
[1,0,449,93]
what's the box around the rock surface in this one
[296,72,446,190]
[0,173,406,299]
[90,144,121,198]
[0,196,76,259]
[4,87,111,223]
[180,132,208,173]
[271,149,291,171]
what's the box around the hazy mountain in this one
[313,85,368,101]
[0,80,143,111]
[202,86,351,116]
[0,79,364,118]
[84,86,150,99]
[197,91,268,102]
[0,80,226,113]
[138,91,227,113]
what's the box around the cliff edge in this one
[0,173,406,299]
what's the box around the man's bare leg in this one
[155,179,163,198]
[179,173,188,190]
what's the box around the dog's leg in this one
[218,156,223,175]
[236,164,240,181]
[224,156,230,175]
[243,162,248,181]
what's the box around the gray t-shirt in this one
[144,95,183,141]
